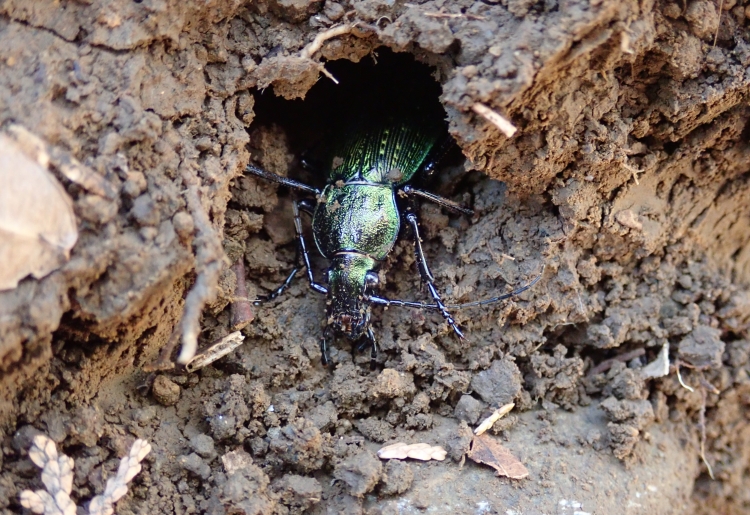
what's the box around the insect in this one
[247,122,542,368]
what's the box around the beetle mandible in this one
[247,122,542,368]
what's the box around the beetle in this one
[246,121,542,368]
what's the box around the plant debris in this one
[0,132,77,291]
[467,434,529,479]
[474,403,515,436]
[640,343,670,379]
[377,442,447,461]
[185,331,246,373]
[20,435,151,515]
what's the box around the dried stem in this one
[230,259,254,331]
[177,169,225,364]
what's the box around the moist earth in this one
[0,0,749,514]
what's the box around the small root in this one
[177,168,225,364]
[712,0,723,47]
[301,23,357,59]
[423,11,487,21]
[317,63,340,84]
[622,163,642,185]
[675,361,694,392]
[698,388,715,480]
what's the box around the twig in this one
[230,259,254,331]
[471,103,517,138]
[177,169,225,364]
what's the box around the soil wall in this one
[0,0,749,513]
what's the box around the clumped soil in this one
[1,0,750,514]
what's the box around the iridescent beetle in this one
[247,122,542,368]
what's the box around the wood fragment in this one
[471,103,517,138]
[467,434,528,479]
[185,331,245,373]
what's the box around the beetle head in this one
[326,253,378,339]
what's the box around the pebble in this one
[152,375,181,406]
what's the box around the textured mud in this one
[0,0,749,514]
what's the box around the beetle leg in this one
[253,199,328,306]
[404,212,465,339]
[253,267,301,304]
[320,325,333,366]
[254,199,326,303]
[367,327,378,370]
[293,200,328,295]
[355,327,378,370]
[400,185,474,216]
[246,164,321,196]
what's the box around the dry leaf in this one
[474,403,515,436]
[467,434,528,479]
[0,133,77,291]
[377,442,446,461]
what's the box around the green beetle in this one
[247,122,542,368]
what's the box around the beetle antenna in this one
[368,266,544,310]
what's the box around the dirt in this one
[0,0,749,514]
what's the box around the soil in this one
[0,0,749,514]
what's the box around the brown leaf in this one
[467,434,528,479]
[0,132,77,291]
